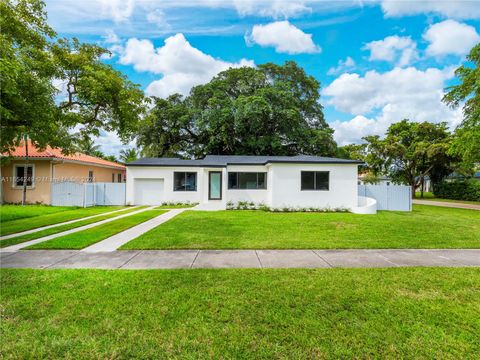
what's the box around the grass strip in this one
[0,207,145,248]
[26,209,166,250]
[1,267,479,358]
[0,205,75,223]
[121,204,480,250]
[0,206,126,236]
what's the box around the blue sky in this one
[44,0,480,156]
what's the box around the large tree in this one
[0,0,146,155]
[362,120,457,197]
[137,62,336,158]
[443,43,480,166]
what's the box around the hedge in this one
[433,180,480,201]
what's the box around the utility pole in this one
[22,134,29,205]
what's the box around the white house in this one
[126,155,375,212]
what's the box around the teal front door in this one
[209,171,222,200]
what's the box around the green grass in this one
[0,205,76,223]
[415,192,480,205]
[121,205,480,250]
[0,207,145,249]
[0,206,125,236]
[1,268,479,358]
[27,209,167,249]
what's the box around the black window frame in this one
[301,171,329,191]
[173,171,197,192]
[118,173,122,183]
[112,173,115,183]
[227,172,267,190]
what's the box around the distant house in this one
[126,155,366,211]
[1,141,125,204]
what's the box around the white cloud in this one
[380,0,480,20]
[424,20,480,57]
[233,0,311,18]
[103,29,120,44]
[363,35,418,67]
[324,66,463,145]
[100,0,135,23]
[119,33,254,97]
[327,57,356,75]
[245,21,320,54]
[146,8,170,29]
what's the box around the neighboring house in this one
[126,155,363,210]
[1,141,125,204]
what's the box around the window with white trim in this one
[14,164,34,187]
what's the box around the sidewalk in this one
[413,199,480,210]
[1,249,479,269]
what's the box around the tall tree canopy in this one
[443,43,480,166]
[362,120,458,196]
[0,0,145,155]
[137,62,336,158]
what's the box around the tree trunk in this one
[420,176,424,198]
[22,135,28,206]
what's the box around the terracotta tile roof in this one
[3,140,125,170]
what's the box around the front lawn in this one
[0,205,75,223]
[26,209,166,249]
[0,206,125,236]
[0,207,145,249]
[121,205,480,249]
[1,268,479,358]
[414,192,480,205]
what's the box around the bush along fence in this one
[433,180,480,201]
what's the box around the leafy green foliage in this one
[361,120,459,194]
[119,148,139,163]
[433,180,480,201]
[443,43,480,165]
[0,0,146,155]
[137,62,336,158]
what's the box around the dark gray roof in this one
[127,155,363,167]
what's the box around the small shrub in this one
[433,180,480,201]
[226,201,349,213]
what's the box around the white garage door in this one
[134,179,164,205]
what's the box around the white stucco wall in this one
[126,166,205,205]
[268,163,358,209]
[127,163,359,209]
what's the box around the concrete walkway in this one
[413,199,480,210]
[1,206,155,252]
[82,209,186,252]
[1,249,479,269]
[0,206,139,241]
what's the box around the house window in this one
[88,171,94,183]
[112,173,115,182]
[14,165,34,187]
[301,171,329,191]
[228,172,267,189]
[118,173,122,183]
[174,172,197,191]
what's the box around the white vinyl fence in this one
[51,182,126,207]
[358,184,412,211]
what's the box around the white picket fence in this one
[358,184,412,211]
[51,182,126,207]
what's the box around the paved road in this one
[1,249,479,269]
[413,199,480,210]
